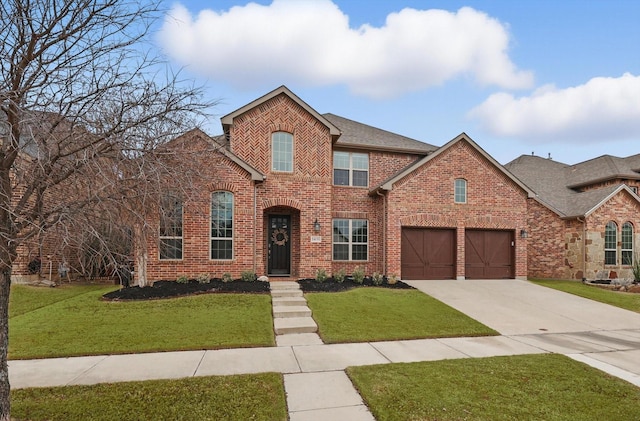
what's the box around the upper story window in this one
[622,222,634,265]
[333,219,368,261]
[333,151,369,187]
[211,191,234,260]
[604,221,617,265]
[454,179,467,203]
[159,193,183,260]
[272,132,293,172]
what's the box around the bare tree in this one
[0,1,213,417]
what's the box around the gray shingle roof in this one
[323,113,438,154]
[505,154,640,218]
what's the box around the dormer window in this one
[272,132,293,172]
[333,151,368,187]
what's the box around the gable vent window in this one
[272,132,293,172]
[333,151,369,187]
[454,179,467,203]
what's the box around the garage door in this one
[401,228,456,280]
[465,230,514,279]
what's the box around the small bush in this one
[241,270,256,282]
[352,267,365,284]
[222,272,233,283]
[633,254,640,282]
[372,272,383,286]
[176,275,189,284]
[387,274,398,285]
[196,273,210,284]
[334,268,346,283]
[315,268,327,283]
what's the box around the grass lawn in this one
[305,288,497,343]
[9,284,274,359]
[348,354,640,421]
[12,373,287,421]
[531,279,640,313]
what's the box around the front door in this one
[268,215,291,276]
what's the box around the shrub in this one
[334,268,346,283]
[241,270,256,282]
[222,272,233,283]
[633,254,640,282]
[315,268,327,283]
[176,275,189,284]
[196,273,210,284]
[387,274,398,285]
[352,266,365,284]
[372,272,383,286]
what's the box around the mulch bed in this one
[102,279,270,301]
[297,277,414,292]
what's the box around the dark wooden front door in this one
[401,228,456,280]
[465,230,514,279]
[268,215,291,276]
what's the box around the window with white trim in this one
[622,222,634,265]
[604,221,617,265]
[454,179,467,203]
[211,191,233,260]
[332,219,368,261]
[333,151,369,187]
[159,194,183,260]
[272,132,293,172]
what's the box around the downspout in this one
[577,216,586,281]
[253,182,257,274]
[376,189,387,275]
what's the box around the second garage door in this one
[465,230,514,279]
[401,228,456,280]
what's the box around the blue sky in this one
[155,0,640,164]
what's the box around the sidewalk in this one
[9,280,640,420]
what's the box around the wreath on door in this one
[271,228,289,246]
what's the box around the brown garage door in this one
[401,228,456,280]
[465,230,514,279]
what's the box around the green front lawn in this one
[348,354,640,421]
[9,284,274,359]
[305,288,497,343]
[532,279,640,313]
[12,373,287,421]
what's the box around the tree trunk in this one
[0,269,11,420]
[134,224,149,287]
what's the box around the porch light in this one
[520,229,528,239]
[313,219,321,232]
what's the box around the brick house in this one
[506,154,640,281]
[145,86,536,282]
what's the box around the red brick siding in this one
[525,200,568,279]
[385,140,529,279]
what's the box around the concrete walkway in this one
[9,279,640,419]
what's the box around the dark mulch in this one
[102,279,270,301]
[297,277,414,292]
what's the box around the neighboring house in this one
[506,154,640,281]
[145,86,535,282]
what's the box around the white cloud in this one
[158,1,532,98]
[469,73,640,142]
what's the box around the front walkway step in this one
[272,296,307,307]
[276,333,324,347]
[269,281,300,290]
[273,306,312,318]
[274,317,318,335]
[271,289,303,298]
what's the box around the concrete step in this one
[274,317,318,335]
[271,289,303,298]
[273,305,312,318]
[269,281,300,291]
[276,333,324,347]
[272,296,308,307]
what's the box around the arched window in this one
[211,191,234,260]
[604,221,617,265]
[454,179,467,203]
[272,132,293,172]
[622,222,634,265]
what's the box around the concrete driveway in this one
[406,279,640,336]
